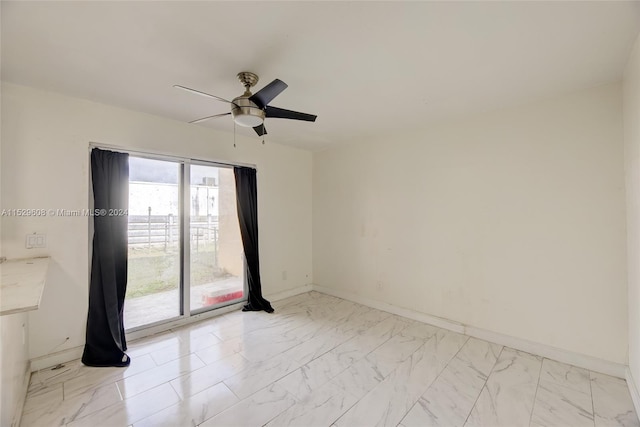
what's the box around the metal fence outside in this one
[128,213,219,252]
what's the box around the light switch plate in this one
[26,233,46,249]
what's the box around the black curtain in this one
[234,167,274,313]
[82,148,130,367]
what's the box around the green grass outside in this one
[126,244,229,298]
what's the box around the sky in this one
[129,156,219,185]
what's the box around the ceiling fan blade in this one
[265,106,317,122]
[253,124,267,136]
[174,85,234,104]
[249,79,288,109]
[189,112,231,124]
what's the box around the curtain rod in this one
[88,142,257,169]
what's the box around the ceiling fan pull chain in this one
[262,132,265,145]
[233,122,237,148]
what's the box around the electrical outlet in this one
[26,233,46,249]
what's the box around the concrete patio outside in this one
[124,276,244,329]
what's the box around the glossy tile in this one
[400,338,501,427]
[22,383,63,415]
[330,355,386,400]
[293,326,360,365]
[334,355,419,427]
[400,321,440,340]
[528,359,594,427]
[365,333,426,377]
[28,360,84,394]
[531,380,594,427]
[331,303,382,335]
[62,354,158,399]
[334,329,468,427]
[331,315,412,369]
[266,381,359,427]
[540,358,592,394]
[20,292,640,427]
[237,328,302,362]
[66,383,180,427]
[455,337,503,378]
[169,320,217,339]
[200,383,296,426]
[223,345,308,399]
[169,352,250,399]
[125,333,180,359]
[275,314,409,401]
[591,372,640,427]
[134,382,238,427]
[148,332,221,365]
[210,310,309,343]
[275,351,346,401]
[193,337,243,365]
[21,383,121,427]
[116,353,205,399]
[328,304,389,334]
[465,348,542,427]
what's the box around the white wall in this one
[314,83,627,364]
[1,77,631,371]
[0,82,313,359]
[624,33,640,397]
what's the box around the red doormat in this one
[202,289,244,305]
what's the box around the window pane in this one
[125,157,181,329]
[190,165,245,312]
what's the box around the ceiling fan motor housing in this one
[231,95,265,127]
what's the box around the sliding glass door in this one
[125,157,181,329]
[124,156,246,330]
[189,164,245,313]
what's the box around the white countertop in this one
[0,257,50,316]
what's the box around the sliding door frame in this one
[88,143,252,337]
[181,161,191,318]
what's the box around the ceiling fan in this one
[174,72,317,136]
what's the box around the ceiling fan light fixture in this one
[231,96,265,127]
[233,113,264,127]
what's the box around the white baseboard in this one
[30,284,313,372]
[466,325,625,378]
[266,284,313,302]
[312,284,627,379]
[30,346,84,372]
[626,368,640,417]
[312,284,466,334]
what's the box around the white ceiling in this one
[2,1,639,151]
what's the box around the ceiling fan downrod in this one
[237,71,259,96]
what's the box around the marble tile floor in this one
[21,291,640,427]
